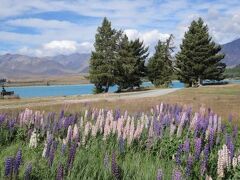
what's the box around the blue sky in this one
[0,0,239,56]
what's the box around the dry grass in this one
[5,74,89,87]
[0,84,240,122]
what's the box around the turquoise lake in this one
[5,81,184,98]
[5,80,240,98]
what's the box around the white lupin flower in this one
[205,175,213,180]
[42,141,48,157]
[217,144,232,178]
[232,157,238,168]
[29,129,38,148]
[170,123,176,138]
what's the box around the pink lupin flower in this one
[177,112,186,137]
[128,118,135,145]
[112,121,117,134]
[66,125,73,143]
[134,120,141,139]
[117,117,124,139]
[123,116,131,140]
[159,103,164,114]
[72,124,79,141]
[213,114,218,132]
[170,123,176,138]
[189,112,198,131]
[82,122,92,144]
[91,121,98,137]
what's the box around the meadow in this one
[0,100,240,179]
[0,84,240,179]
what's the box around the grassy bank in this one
[4,74,89,87]
[0,84,239,122]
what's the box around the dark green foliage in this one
[114,35,148,91]
[89,17,121,93]
[129,38,149,87]
[175,18,226,87]
[147,35,174,87]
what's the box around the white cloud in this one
[0,0,240,54]
[18,40,93,57]
[6,18,77,30]
[125,29,170,53]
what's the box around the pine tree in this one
[129,39,149,87]
[175,18,225,87]
[114,35,138,91]
[147,35,174,87]
[89,17,120,93]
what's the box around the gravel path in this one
[0,88,181,110]
[65,88,181,103]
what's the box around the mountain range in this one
[221,38,240,67]
[0,38,239,78]
[0,53,90,78]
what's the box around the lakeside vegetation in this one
[89,17,225,92]
[4,75,89,87]
[1,102,240,179]
[0,85,239,122]
[225,65,240,79]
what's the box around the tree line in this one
[89,17,225,93]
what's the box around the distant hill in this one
[0,38,239,78]
[0,53,90,78]
[222,38,240,67]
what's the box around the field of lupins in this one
[0,103,240,179]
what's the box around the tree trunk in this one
[198,77,203,87]
[105,81,109,93]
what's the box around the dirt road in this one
[0,88,181,110]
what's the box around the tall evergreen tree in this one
[115,35,137,91]
[175,18,225,87]
[89,17,120,93]
[147,35,174,87]
[129,39,149,87]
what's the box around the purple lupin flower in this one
[209,128,214,149]
[61,143,66,155]
[194,138,202,160]
[5,157,13,177]
[172,169,182,180]
[67,143,77,170]
[153,118,161,137]
[226,135,234,159]
[8,119,16,133]
[186,155,193,176]
[156,169,163,180]
[203,143,210,162]
[45,135,53,158]
[24,163,32,180]
[56,164,64,180]
[200,159,206,176]
[175,144,183,166]
[111,152,121,180]
[59,110,65,119]
[115,109,121,121]
[48,147,55,167]
[0,114,5,126]
[14,149,22,174]
[194,118,201,137]
[183,138,190,153]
